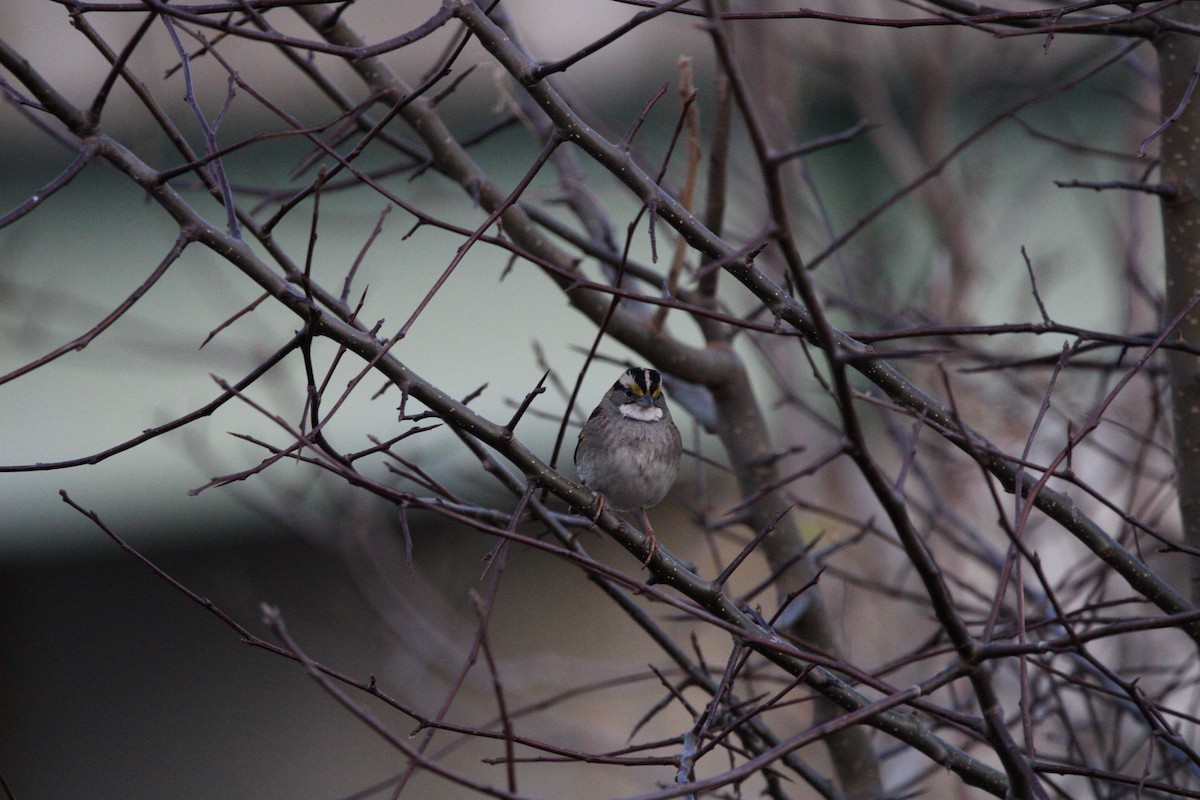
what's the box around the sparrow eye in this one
[623,388,635,398]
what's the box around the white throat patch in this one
[619,403,663,422]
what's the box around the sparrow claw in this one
[638,508,657,565]
[585,496,657,566]
[587,492,607,523]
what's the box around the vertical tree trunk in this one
[713,372,885,799]
[1157,11,1200,604]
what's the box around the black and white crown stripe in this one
[614,367,662,397]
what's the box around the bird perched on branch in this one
[575,367,682,562]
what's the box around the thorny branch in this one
[5,2,1200,799]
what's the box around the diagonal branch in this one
[444,0,1200,652]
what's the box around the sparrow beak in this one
[639,393,655,407]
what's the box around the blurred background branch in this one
[3,2,1200,799]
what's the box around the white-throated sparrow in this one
[574,367,682,560]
